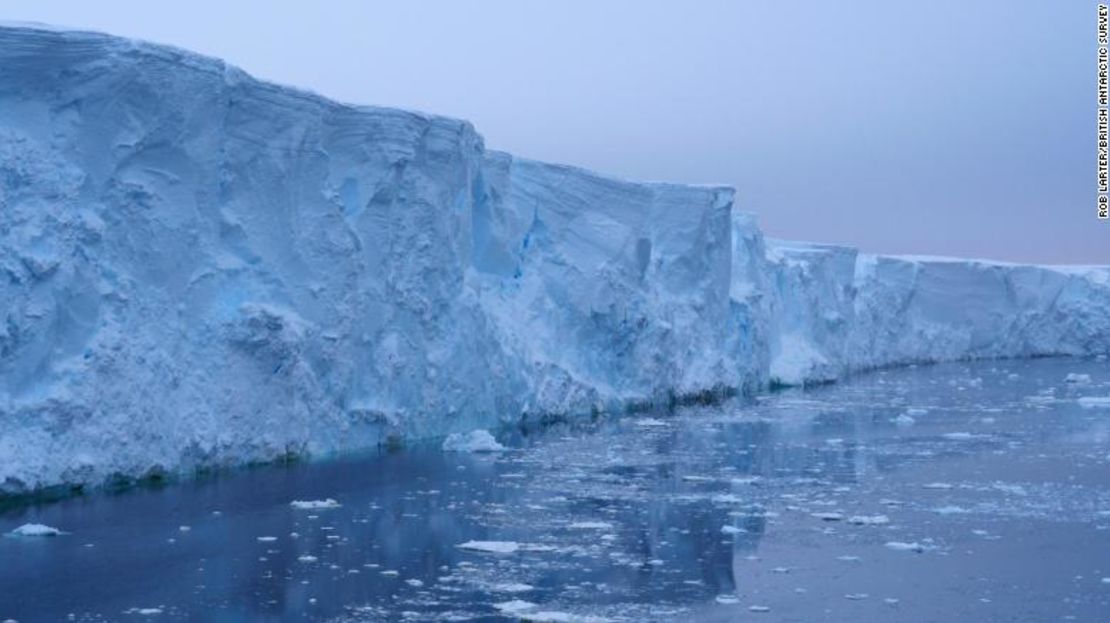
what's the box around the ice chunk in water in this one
[8,523,62,537]
[290,498,341,510]
[847,515,890,526]
[885,541,926,553]
[442,430,506,452]
[456,540,519,554]
[1078,397,1110,409]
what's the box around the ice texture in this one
[0,24,1108,495]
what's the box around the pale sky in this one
[2,0,1101,263]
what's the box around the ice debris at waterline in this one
[442,430,506,453]
[0,23,1109,496]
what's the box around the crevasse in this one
[1,24,1107,495]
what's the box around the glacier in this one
[0,23,1107,497]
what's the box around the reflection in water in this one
[1,358,1109,621]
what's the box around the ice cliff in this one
[1,24,1107,496]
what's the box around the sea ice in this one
[8,523,62,537]
[456,540,520,554]
[885,541,926,553]
[290,499,341,510]
[847,515,890,526]
[1078,397,1110,409]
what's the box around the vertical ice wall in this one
[762,241,1110,385]
[473,153,759,417]
[0,25,525,492]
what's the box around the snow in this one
[8,523,62,537]
[441,430,505,453]
[0,23,1108,496]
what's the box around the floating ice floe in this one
[124,608,163,616]
[714,595,739,604]
[457,540,520,554]
[495,600,537,614]
[885,541,927,553]
[297,555,317,563]
[1065,373,1092,384]
[1078,397,1110,409]
[634,418,668,427]
[568,521,613,530]
[493,582,534,593]
[290,498,341,510]
[528,612,612,623]
[721,525,745,535]
[442,430,506,453]
[847,515,890,526]
[748,605,770,612]
[256,536,278,542]
[812,512,844,521]
[8,523,63,537]
[894,414,916,426]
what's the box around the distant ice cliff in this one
[1,24,1107,495]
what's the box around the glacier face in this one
[0,24,1107,496]
[762,241,1110,386]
